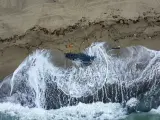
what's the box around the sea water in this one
[1,42,160,120]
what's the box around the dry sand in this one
[0,0,160,79]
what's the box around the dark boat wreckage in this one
[0,42,160,114]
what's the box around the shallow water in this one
[0,113,18,120]
[0,102,160,120]
[124,113,160,120]
[1,111,160,120]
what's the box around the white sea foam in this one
[126,98,139,108]
[9,42,109,108]
[150,106,160,114]
[0,102,127,120]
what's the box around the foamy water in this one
[0,102,127,120]
[1,102,160,120]
[1,42,160,120]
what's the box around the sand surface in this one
[0,0,160,79]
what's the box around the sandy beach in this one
[0,0,160,79]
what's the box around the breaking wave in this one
[1,42,160,119]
